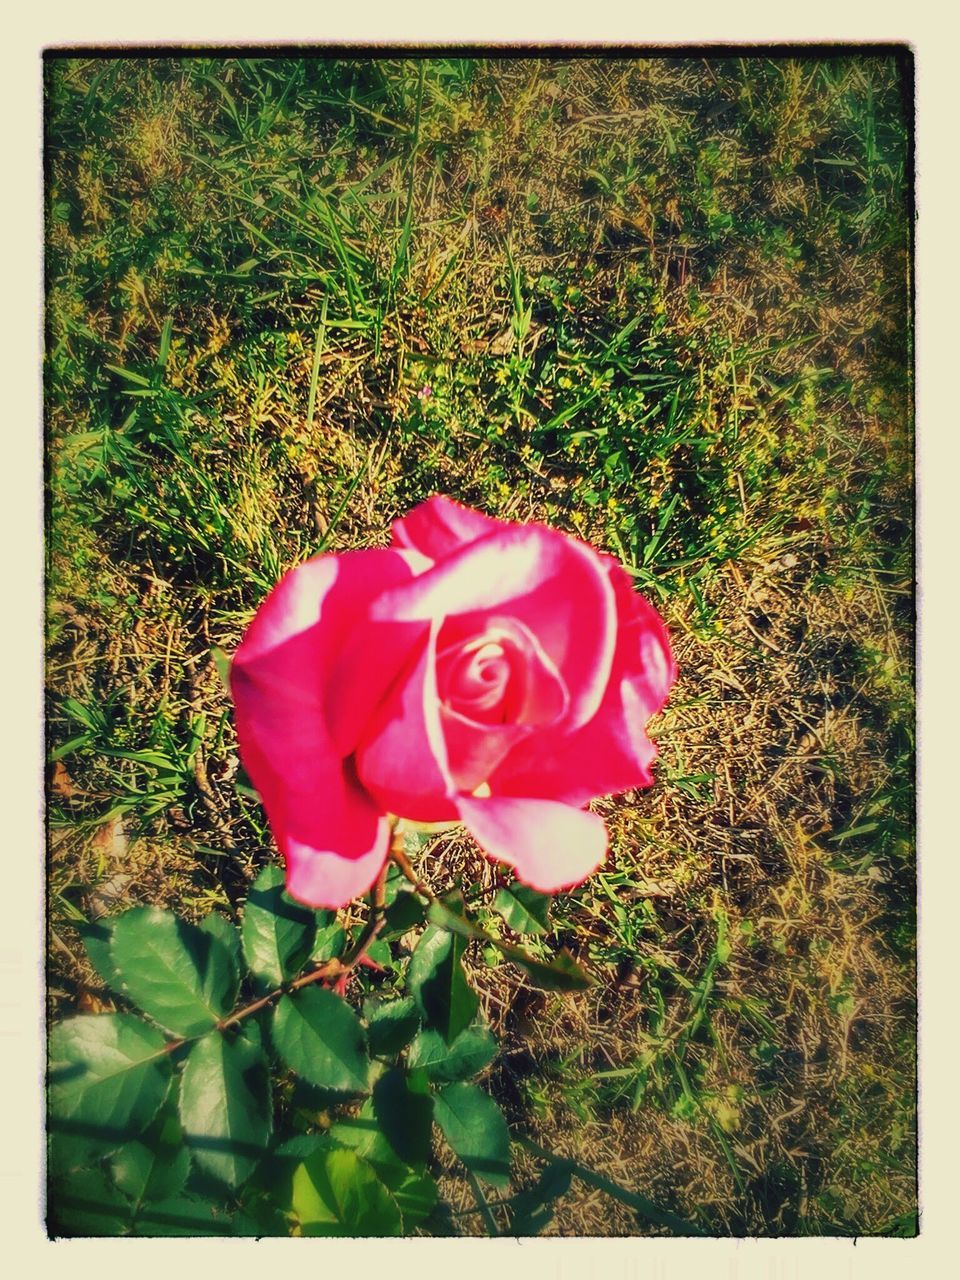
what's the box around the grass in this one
[45,52,914,1236]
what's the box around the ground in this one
[45,53,914,1236]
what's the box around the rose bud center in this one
[432,616,572,793]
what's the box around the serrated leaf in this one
[200,910,241,965]
[326,1099,436,1228]
[407,1023,498,1083]
[77,919,122,992]
[271,987,369,1093]
[48,1169,133,1237]
[48,1014,172,1159]
[492,885,551,935]
[372,1068,434,1167]
[426,891,482,941]
[433,1082,511,1188]
[179,1029,272,1188]
[291,1147,402,1237]
[130,1195,251,1236]
[406,925,478,1045]
[246,1132,331,1210]
[199,912,241,1008]
[277,1135,331,1161]
[352,932,393,971]
[242,864,316,991]
[381,861,402,905]
[311,917,346,963]
[329,1099,398,1169]
[365,996,421,1057]
[389,1166,438,1230]
[427,895,590,991]
[110,907,237,1037]
[400,826,433,866]
[109,1092,190,1205]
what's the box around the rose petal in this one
[604,559,677,719]
[232,548,419,705]
[371,525,617,729]
[283,813,392,910]
[235,713,390,908]
[391,495,507,560]
[324,615,430,755]
[440,709,532,794]
[354,622,458,824]
[456,794,608,893]
[490,576,677,805]
[231,548,417,908]
[489,677,660,806]
[626,611,678,720]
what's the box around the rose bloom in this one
[230,497,677,908]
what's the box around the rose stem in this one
[160,856,394,1053]
[389,840,438,903]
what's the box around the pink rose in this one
[230,497,677,908]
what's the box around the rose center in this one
[439,634,516,722]
[435,616,572,734]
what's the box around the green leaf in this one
[426,891,482,942]
[501,945,593,993]
[389,1166,438,1230]
[382,890,426,938]
[364,936,393,969]
[291,1148,403,1237]
[78,919,122,992]
[210,646,231,691]
[433,1082,511,1188]
[110,1108,191,1204]
[326,1099,437,1227]
[271,987,369,1093]
[110,1131,193,1208]
[178,1029,272,1188]
[48,1014,172,1159]
[110,907,237,1037]
[131,1195,251,1236]
[276,1134,330,1161]
[199,912,241,1007]
[407,925,479,1045]
[383,859,410,906]
[246,1133,330,1210]
[311,916,346,963]
[242,864,317,991]
[329,1099,399,1169]
[111,1137,192,1207]
[157,315,174,369]
[365,996,421,1057]
[507,1161,572,1235]
[48,1169,133,1237]
[407,1023,498,1083]
[427,895,591,992]
[492,885,551,935]
[372,1068,434,1167]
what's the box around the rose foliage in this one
[231,497,677,908]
